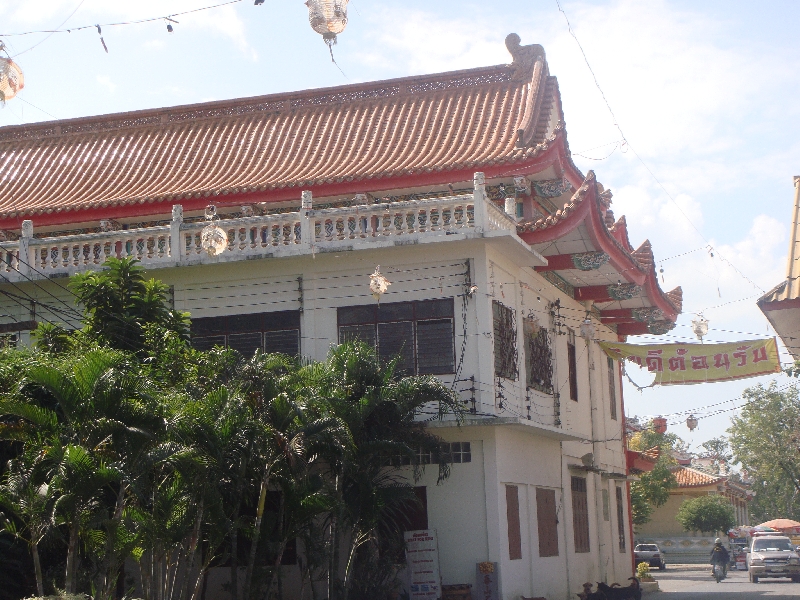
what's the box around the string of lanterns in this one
[0,0,352,104]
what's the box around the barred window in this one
[493,301,518,380]
[567,328,578,401]
[337,299,455,375]
[616,486,626,551]
[524,318,553,393]
[571,476,590,553]
[608,356,618,420]
[191,310,300,356]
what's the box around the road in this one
[651,566,800,599]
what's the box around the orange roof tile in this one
[673,466,724,488]
[0,35,563,225]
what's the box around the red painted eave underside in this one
[518,178,678,323]
[626,449,657,473]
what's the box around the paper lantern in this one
[686,414,698,431]
[305,0,349,48]
[369,266,390,302]
[691,315,709,342]
[201,204,228,256]
[0,56,24,104]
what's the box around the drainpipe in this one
[618,358,636,576]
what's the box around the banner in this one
[599,338,781,385]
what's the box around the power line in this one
[554,0,765,296]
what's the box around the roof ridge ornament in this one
[505,33,545,82]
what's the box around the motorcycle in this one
[713,563,726,583]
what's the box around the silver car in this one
[634,543,666,570]
[747,536,800,583]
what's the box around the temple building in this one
[0,34,682,599]
[759,177,800,360]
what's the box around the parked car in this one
[634,543,666,570]
[747,535,800,583]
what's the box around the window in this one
[506,485,522,560]
[337,299,455,375]
[567,328,578,401]
[571,476,590,553]
[191,310,300,357]
[386,442,470,467]
[447,442,471,463]
[602,489,610,521]
[536,488,559,557]
[608,356,617,420]
[493,301,518,380]
[524,318,553,393]
[616,487,626,552]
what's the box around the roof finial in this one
[505,33,545,81]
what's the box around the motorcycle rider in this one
[710,538,730,577]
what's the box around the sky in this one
[0,0,798,453]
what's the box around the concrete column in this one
[473,172,489,233]
[301,190,313,249]
[19,220,32,277]
[170,205,183,262]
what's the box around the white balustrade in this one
[0,242,20,274]
[30,227,172,275]
[182,213,303,257]
[3,177,515,281]
[311,196,474,243]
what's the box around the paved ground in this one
[649,565,800,599]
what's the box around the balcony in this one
[0,175,542,283]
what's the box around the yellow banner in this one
[599,338,781,385]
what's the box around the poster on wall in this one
[476,562,500,600]
[405,529,442,600]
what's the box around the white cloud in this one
[95,74,116,93]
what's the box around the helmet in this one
[715,538,722,544]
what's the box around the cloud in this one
[95,74,116,93]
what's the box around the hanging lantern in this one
[579,316,595,340]
[305,0,349,58]
[200,204,228,256]
[369,265,390,302]
[686,414,699,431]
[0,55,24,104]
[691,314,709,342]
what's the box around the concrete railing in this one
[2,172,523,281]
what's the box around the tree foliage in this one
[728,382,800,521]
[675,494,736,534]
[0,259,463,600]
[627,423,681,527]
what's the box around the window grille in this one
[443,441,471,463]
[567,328,578,401]
[608,356,617,420]
[0,333,18,349]
[524,318,553,393]
[616,486,626,551]
[191,310,301,356]
[493,300,518,380]
[571,476,590,553]
[337,299,455,375]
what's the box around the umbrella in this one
[757,519,800,534]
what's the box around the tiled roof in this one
[0,36,560,223]
[673,466,724,488]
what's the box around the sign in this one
[599,338,781,385]
[476,562,500,600]
[405,529,442,600]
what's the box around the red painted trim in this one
[574,284,628,302]
[759,298,800,311]
[533,253,584,271]
[0,132,579,231]
[616,323,649,336]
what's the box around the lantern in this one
[653,416,667,434]
[691,315,709,342]
[0,55,24,104]
[200,204,228,256]
[686,414,698,431]
[369,266,390,302]
[579,316,595,340]
[305,0,349,56]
